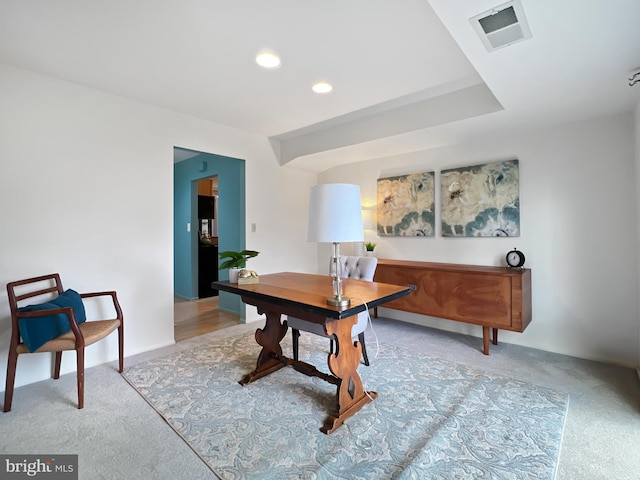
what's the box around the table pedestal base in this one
[239,309,287,385]
[240,300,374,434]
[321,390,377,434]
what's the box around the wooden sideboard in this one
[373,259,532,355]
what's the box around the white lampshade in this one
[308,184,364,243]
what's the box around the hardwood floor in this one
[174,295,241,342]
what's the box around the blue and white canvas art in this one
[377,171,435,237]
[441,159,520,237]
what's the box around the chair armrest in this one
[17,306,79,324]
[80,291,117,298]
[16,306,84,344]
[80,291,124,321]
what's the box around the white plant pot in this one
[228,267,242,283]
[365,251,375,257]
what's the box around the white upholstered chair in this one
[287,256,378,366]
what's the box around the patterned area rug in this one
[123,333,567,480]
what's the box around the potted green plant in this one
[218,249,260,283]
[365,241,376,257]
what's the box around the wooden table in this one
[212,272,410,434]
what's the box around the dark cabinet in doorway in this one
[198,244,219,298]
[198,195,215,219]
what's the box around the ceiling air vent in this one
[470,0,532,52]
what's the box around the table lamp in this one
[308,184,364,306]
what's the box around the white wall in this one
[0,62,317,391]
[320,113,640,367]
[636,99,640,377]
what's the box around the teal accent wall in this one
[174,152,246,317]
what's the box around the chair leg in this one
[54,351,62,379]
[118,324,124,373]
[76,348,85,409]
[358,332,370,366]
[292,329,300,361]
[3,348,18,412]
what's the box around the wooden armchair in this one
[4,273,124,412]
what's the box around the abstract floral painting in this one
[377,171,435,236]
[441,159,520,237]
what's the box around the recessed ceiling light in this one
[312,82,333,94]
[255,51,281,69]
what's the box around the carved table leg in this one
[321,315,377,434]
[239,307,288,386]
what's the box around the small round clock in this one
[506,248,525,268]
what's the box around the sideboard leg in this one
[492,328,498,346]
[482,326,490,355]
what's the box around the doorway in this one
[173,147,246,341]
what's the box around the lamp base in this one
[327,296,351,307]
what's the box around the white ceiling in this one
[1,0,639,173]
